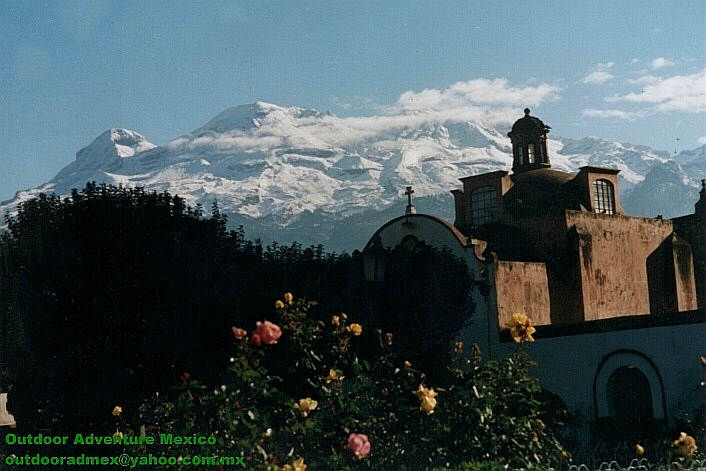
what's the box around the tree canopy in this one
[0,183,474,435]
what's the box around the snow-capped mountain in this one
[2,102,704,252]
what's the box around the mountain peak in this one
[76,128,156,161]
[192,102,332,135]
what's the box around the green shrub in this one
[124,294,567,470]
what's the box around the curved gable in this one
[364,214,470,259]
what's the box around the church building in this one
[363,109,706,438]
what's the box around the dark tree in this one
[0,182,474,436]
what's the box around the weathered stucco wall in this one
[567,211,677,320]
[673,213,706,309]
[670,234,698,311]
[493,260,551,327]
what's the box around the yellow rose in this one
[507,313,536,343]
[284,292,293,304]
[294,398,318,417]
[414,384,438,414]
[283,457,307,471]
[331,315,340,326]
[275,300,285,309]
[325,369,344,383]
[420,396,437,414]
[111,406,122,417]
[347,323,362,336]
[673,432,697,457]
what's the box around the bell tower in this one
[508,108,551,173]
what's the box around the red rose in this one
[231,326,247,340]
[347,433,370,458]
[251,321,282,345]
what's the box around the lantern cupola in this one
[508,108,551,174]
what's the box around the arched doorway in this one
[606,365,653,420]
[593,351,666,442]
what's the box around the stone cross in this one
[405,186,417,216]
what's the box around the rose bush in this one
[130,295,569,470]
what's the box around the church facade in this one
[364,110,706,437]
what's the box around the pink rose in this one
[347,433,370,458]
[231,326,247,340]
[251,321,282,345]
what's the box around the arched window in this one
[593,179,615,214]
[471,186,498,227]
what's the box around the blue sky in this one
[1,0,704,201]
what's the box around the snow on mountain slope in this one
[2,128,157,212]
[2,102,702,252]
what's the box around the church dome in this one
[507,109,552,173]
[503,168,583,217]
[509,108,551,138]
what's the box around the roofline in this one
[499,308,705,342]
[459,170,509,183]
[578,165,621,175]
[364,213,469,250]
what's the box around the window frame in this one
[471,186,498,227]
[593,179,615,214]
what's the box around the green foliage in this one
[0,183,473,439]
[1,183,246,433]
[368,241,476,385]
[126,294,567,470]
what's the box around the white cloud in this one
[698,136,706,146]
[582,62,615,84]
[605,69,706,113]
[330,94,378,112]
[225,79,563,149]
[393,78,561,113]
[181,78,563,152]
[582,71,614,85]
[582,108,643,121]
[650,57,674,69]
